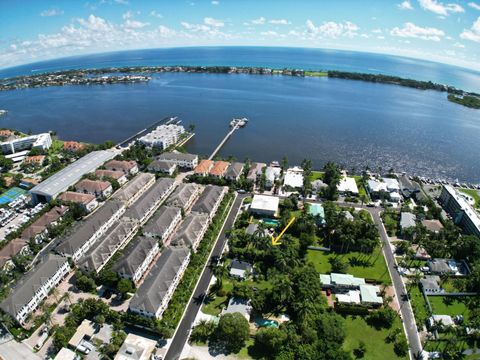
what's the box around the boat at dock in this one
[230,117,248,128]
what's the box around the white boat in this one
[0,110,7,117]
[230,117,248,128]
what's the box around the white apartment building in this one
[0,133,52,155]
[138,125,185,149]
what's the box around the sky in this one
[1,0,480,71]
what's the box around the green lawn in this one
[304,71,328,77]
[310,171,324,181]
[428,296,470,320]
[354,176,370,201]
[459,188,480,208]
[306,248,391,284]
[409,285,430,328]
[342,315,408,360]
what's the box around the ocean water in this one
[1,68,479,182]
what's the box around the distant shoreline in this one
[1,65,479,109]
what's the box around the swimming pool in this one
[262,218,280,227]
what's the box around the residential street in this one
[164,193,246,360]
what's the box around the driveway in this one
[0,340,42,360]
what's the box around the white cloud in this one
[460,17,480,42]
[453,42,465,47]
[306,20,359,38]
[204,17,224,27]
[269,19,290,25]
[377,36,386,39]
[251,17,266,25]
[149,11,163,18]
[390,22,445,41]
[398,1,414,10]
[123,19,150,29]
[372,28,383,34]
[157,25,176,37]
[211,0,220,4]
[40,8,64,17]
[114,0,129,4]
[418,0,464,16]
[468,2,480,10]
[122,11,133,20]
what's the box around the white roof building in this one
[283,166,304,189]
[382,177,400,192]
[249,195,280,216]
[337,176,359,194]
[138,124,185,149]
[114,333,157,360]
[336,290,361,304]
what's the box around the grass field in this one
[310,171,324,181]
[409,286,430,328]
[306,248,391,284]
[428,296,470,320]
[459,188,480,208]
[342,315,408,360]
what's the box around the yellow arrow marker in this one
[271,217,296,246]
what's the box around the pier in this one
[208,123,241,160]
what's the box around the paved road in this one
[164,193,246,360]
[369,208,423,359]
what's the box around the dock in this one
[208,122,242,160]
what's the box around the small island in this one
[447,94,480,109]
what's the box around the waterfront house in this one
[155,152,198,169]
[114,235,160,285]
[104,160,139,176]
[337,175,359,195]
[75,179,112,199]
[95,169,128,185]
[265,166,281,189]
[0,254,70,326]
[225,162,244,181]
[283,166,304,189]
[194,159,214,176]
[209,161,230,178]
[63,141,86,152]
[58,192,98,213]
[246,162,266,183]
[249,194,279,217]
[129,247,190,319]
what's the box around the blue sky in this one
[1,0,480,70]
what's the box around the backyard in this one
[428,296,470,320]
[307,247,391,284]
[342,315,408,360]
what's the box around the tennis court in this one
[0,187,28,205]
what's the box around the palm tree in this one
[212,263,228,289]
[0,313,15,330]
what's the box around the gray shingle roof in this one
[190,185,225,215]
[170,213,209,248]
[129,247,190,315]
[147,160,176,172]
[156,152,197,162]
[400,212,416,229]
[78,218,137,273]
[56,200,124,256]
[0,254,68,319]
[113,236,158,278]
[112,173,155,203]
[143,206,181,238]
[225,162,244,179]
[166,183,202,209]
[30,150,116,198]
[123,179,175,221]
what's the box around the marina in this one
[208,117,248,160]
